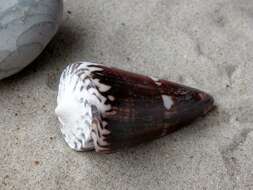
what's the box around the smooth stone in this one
[0,0,63,80]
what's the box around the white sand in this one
[1,0,253,189]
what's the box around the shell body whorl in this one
[56,62,214,153]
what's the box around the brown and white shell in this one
[55,62,214,153]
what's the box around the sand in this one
[1,0,253,189]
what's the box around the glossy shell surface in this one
[56,62,215,153]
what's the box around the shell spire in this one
[55,62,214,153]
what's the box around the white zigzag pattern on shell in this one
[56,62,112,151]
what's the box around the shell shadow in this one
[77,109,217,184]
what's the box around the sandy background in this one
[1,0,253,189]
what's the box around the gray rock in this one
[0,0,63,80]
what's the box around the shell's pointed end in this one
[198,92,215,116]
[170,89,215,128]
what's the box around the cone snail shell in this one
[55,62,214,153]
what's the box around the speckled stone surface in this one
[1,0,253,189]
[0,0,63,80]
